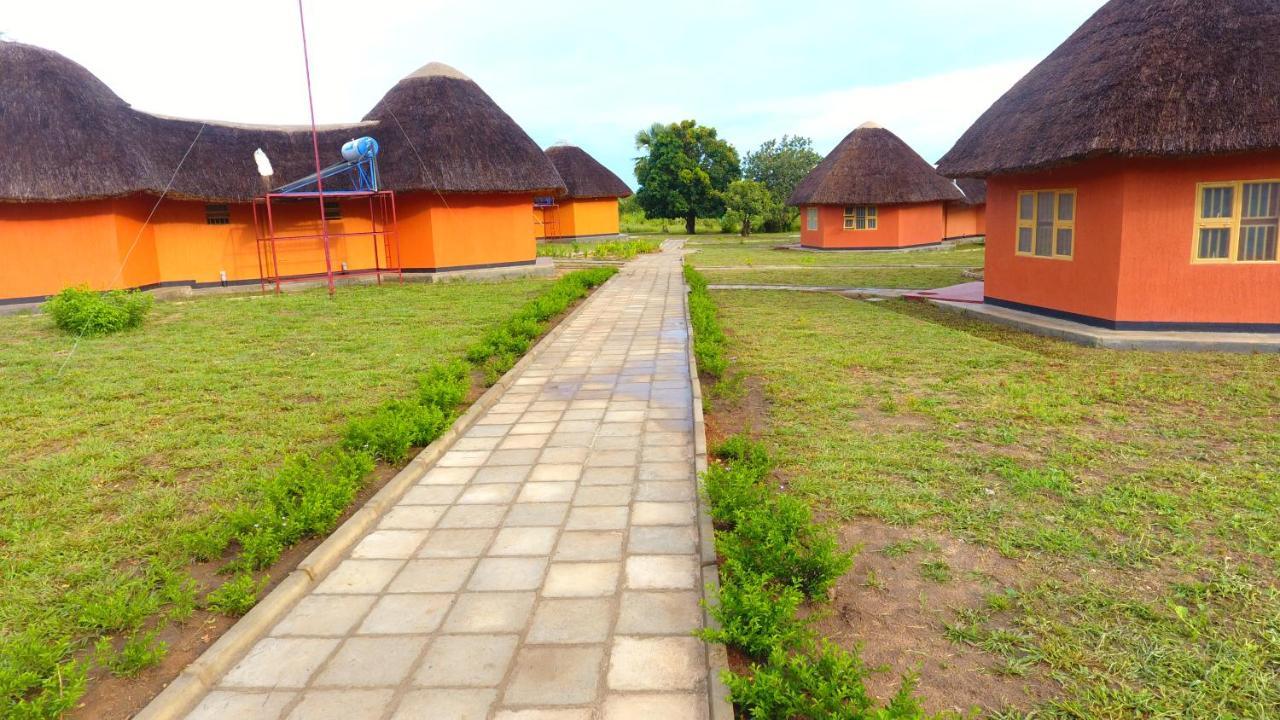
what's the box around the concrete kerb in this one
[134,271,617,720]
[682,260,735,720]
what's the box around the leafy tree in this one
[744,136,822,232]
[634,120,740,234]
[721,180,776,237]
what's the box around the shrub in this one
[718,493,853,600]
[0,629,87,719]
[418,360,470,410]
[725,641,928,719]
[683,266,727,377]
[94,628,168,677]
[701,564,809,658]
[712,436,771,476]
[45,285,152,336]
[205,573,266,617]
[702,462,769,526]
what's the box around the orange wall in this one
[0,192,535,301]
[986,153,1280,326]
[398,193,536,270]
[535,199,621,240]
[799,202,945,249]
[944,203,984,239]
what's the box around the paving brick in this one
[503,646,606,705]
[572,485,633,506]
[421,466,477,485]
[222,637,340,688]
[503,502,569,527]
[378,505,447,529]
[285,689,394,720]
[625,556,699,590]
[417,529,494,558]
[516,481,576,503]
[554,531,624,561]
[457,483,520,505]
[602,694,705,720]
[543,562,621,597]
[351,530,428,559]
[498,434,549,450]
[635,481,695,502]
[188,690,296,720]
[358,593,453,635]
[631,501,696,526]
[527,598,613,644]
[530,463,583,482]
[467,557,548,591]
[387,558,476,593]
[400,484,465,506]
[314,560,404,595]
[487,448,542,466]
[607,637,704,691]
[616,592,702,635]
[270,595,376,638]
[313,635,427,687]
[441,592,536,633]
[489,527,558,556]
[437,504,507,529]
[415,634,518,686]
[565,506,629,530]
[391,689,497,720]
[580,466,635,486]
[627,526,698,555]
[472,465,532,484]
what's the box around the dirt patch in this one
[704,374,769,446]
[809,520,1058,716]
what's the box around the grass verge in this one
[683,234,985,268]
[536,238,660,260]
[0,269,616,717]
[699,267,970,289]
[683,266,727,378]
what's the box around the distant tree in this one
[721,180,776,237]
[634,120,741,234]
[744,136,822,232]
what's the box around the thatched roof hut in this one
[789,123,963,206]
[936,0,1280,177]
[544,144,633,200]
[0,42,565,203]
[954,178,987,206]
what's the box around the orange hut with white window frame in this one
[937,0,1280,331]
[789,123,963,250]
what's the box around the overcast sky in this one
[4,1,1107,186]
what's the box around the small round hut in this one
[944,178,987,241]
[788,122,963,250]
[537,144,633,241]
[937,0,1280,331]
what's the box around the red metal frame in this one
[252,189,402,294]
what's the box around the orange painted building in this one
[536,145,633,241]
[790,123,963,250]
[938,0,1280,331]
[0,44,564,304]
[943,179,986,240]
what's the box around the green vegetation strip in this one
[683,234,986,269]
[712,289,1280,717]
[536,238,660,261]
[0,268,615,718]
[684,266,727,377]
[699,267,970,289]
[701,438,932,719]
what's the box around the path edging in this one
[134,275,615,720]
[682,257,735,720]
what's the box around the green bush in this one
[712,436,772,475]
[683,265,727,377]
[702,462,769,526]
[719,493,853,600]
[45,285,153,336]
[725,641,928,719]
[701,564,809,658]
[0,629,87,719]
[204,573,266,617]
[418,360,470,409]
[94,629,167,677]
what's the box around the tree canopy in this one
[634,120,740,234]
[721,180,775,237]
[743,135,822,232]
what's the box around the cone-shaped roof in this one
[0,42,564,202]
[937,0,1280,177]
[544,145,632,200]
[954,178,987,206]
[788,124,962,206]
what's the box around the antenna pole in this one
[297,0,335,296]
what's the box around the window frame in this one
[323,198,342,221]
[806,206,819,232]
[1015,189,1076,260]
[1192,180,1280,265]
[842,205,878,231]
[204,203,231,226]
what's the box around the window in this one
[323,199,342,221]
[534,196,556,208]
[842,205,877,230]
[204,204,230,225]
[1194,181,1279,262]
[1016,190,1074,259]
[806,207,818,231]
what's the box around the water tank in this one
[341,136,379,162]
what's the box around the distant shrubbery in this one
[45,286,153,336]
[537,239,660,261]
[700,436,929,718]
[683,266,726,377]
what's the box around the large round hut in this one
[937,0,1280,331]
[0,43,564,304]
[789,123,963,250]
[536,144,633,241]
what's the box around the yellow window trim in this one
[1191,179,1280,265]
[1015,189,1076,260]
[842,205,878,231]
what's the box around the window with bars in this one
[204,204,231,225]
[842,205,877,230]
[1016,190,1075,259]
[323,199,342,221]
[806,207,819,231]
[1194,181,1279,263]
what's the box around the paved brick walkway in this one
[187,247,711,719]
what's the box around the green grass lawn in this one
[0,279,550,707]
[700,266,971,289]
[710,289,1280,717]
[683,233,985,268]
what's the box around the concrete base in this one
[932,300,1280,353]
[785,236,984,254]
[0,260,556,316]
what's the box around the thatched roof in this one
[0,43,564,202]
[788,123,963,206]
[937,0,1280,177]
[954,178,987,206]
[544,144,633,200]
